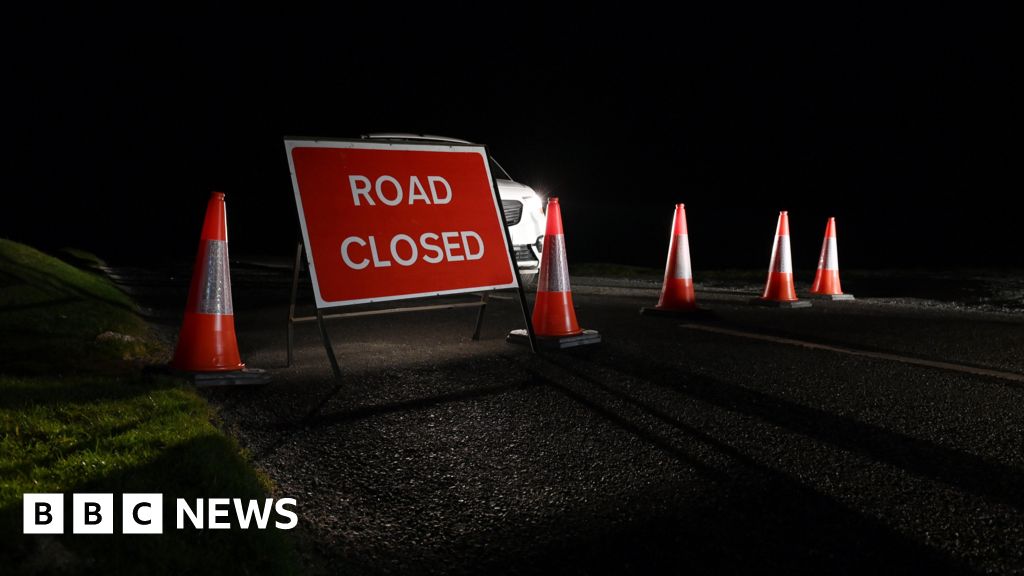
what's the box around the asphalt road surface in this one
[117,263,1024,575]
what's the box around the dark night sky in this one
[7,4,1020,270]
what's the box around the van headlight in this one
[525,194,546,215]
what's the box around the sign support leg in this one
[316,309,342,379]
[287,240,303,368]
[483,145,537,353]
[472,293,489,340]
[514,279,537,353]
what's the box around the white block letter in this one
[177,498,203,529]
[73,493,113,534]
[375,175,403,206]
[275,498,298,530]
[461,231,484,260]
[23,493,63,534]
[420,233,443,264]
[349,175,373,206]
[233,499,273,530]
[341,236,369,270]
[208,498,230,529]
[407,176,430,204]
[123,494,163,534]
[391,234,418,266]
[428,176,452,204]
[442,231,464,262]
[368,235,391,268]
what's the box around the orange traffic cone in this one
[641,204,703,316]
[810,217,854,300]
[171,192,268,385]
[507,198,600,349]
[751,211,811,308]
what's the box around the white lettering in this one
[441,231,464,262]
[176,499,203,529]
[275,498,298,530]
[233,498,274,529]
[337,231,488,268]
[349,175,373,206]
[390,234,418,266]
[420,233,443,264]
[368,235,391,267]
[407,176,429,204]
[348,175,452,206]
[428,176,452,204]
[208,498,230,529]
[341,237,369,270]
[461,231,484,260]
[375,175,402,206]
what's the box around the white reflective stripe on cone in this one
[825,237,839,270]
[817,236,839,271]
[672,234,692,280]
[769,235,793,274]
[197,239,233,314]
[537,235,571,292]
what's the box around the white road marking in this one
[680,323,1024,384]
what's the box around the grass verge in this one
[0,239,299,575]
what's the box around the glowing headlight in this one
[526,194,547,214]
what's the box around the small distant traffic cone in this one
[810,217,854,300]
[170,192,268,385]
[641,204,706,316]
[751,211,811,308]
[507,198,600,349]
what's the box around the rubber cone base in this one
[809,293,856,301]
[507,328,601,349]
[749,298,813,308]
[639,306,716,319]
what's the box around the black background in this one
[7,4,1019,270]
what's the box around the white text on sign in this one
[348,175,452,206]
[341,174,486,270]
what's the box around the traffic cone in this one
[810,217,854,300]
[641,204,704,316]
[170,192,269,385]
[751,211,811,308]
[507,198,600,349]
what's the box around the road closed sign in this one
[285,138,519,308]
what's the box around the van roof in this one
[362,133,474,144]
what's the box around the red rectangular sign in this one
[285,138,518,308]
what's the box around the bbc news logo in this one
[23,494,298,534]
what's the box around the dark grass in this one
[0,238,156,374]
[0,239,299,575]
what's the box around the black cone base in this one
[507,329,601,349]
[809,293,855,301]
[162,366,272,387]
[749,298,813,308]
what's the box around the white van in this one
[362,133,546,284]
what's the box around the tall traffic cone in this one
[171,192,268,385]
[507,198,600,349]
[810,217,854,300]
[751,211,811,308]
[641,204,704,316]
